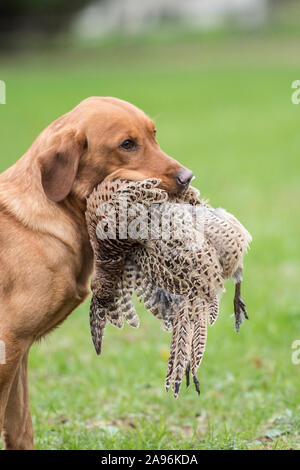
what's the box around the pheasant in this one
[86,178,252,397]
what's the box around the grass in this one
[0,31,300,450]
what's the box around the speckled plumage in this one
[86,179,252,397]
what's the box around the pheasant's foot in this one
[185,361,190,388]
[193,375,201,396]
[148,288,182,320]
[234,282,249,332]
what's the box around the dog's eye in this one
[120,139,136,151]
[154,129,157,136]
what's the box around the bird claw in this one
[148,287,182,320]
[193,375,201,396]
[234,295,249,332]
[233,281,249,332]
[185,361,190,388]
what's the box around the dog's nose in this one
[176,168,194,188]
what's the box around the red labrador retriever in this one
[0,97,193,449]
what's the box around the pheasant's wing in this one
[149,225,224,302]
[87,179,130,308]
[214,208,252,249]
[204,207,252,279]
[105,285,124,329]
[90,264,138,356]
[120,260,140,328]
[86,179,129,246]
[139,244,191,296]
[114,178,168,206]
[88,177,169,295]
[168,237,224,303]
[131,255,170,324]
[146,287,183,331]
[129,245,181,330]
[133,265,145,304]
[131,215,223,335]
[131,244,188,331]
[124,248,169,327]
[87,180,137,352]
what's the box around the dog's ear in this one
[40,130,87,202]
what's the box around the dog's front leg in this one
[0,333,31,450]
[3,350,34,450]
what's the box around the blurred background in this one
[0,0,299,450]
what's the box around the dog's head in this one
[38,97,193,203]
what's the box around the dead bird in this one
[86,178,252,397]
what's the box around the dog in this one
[0,97,193,449]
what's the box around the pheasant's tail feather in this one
[190,301,208,378]
[165,305,193,398]
[89,295,107,355]
[172,321,193,398]
[165,315,179,393]
[120,289,139,328]
[208,296,219,326]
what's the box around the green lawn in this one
[0,32,299,450]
